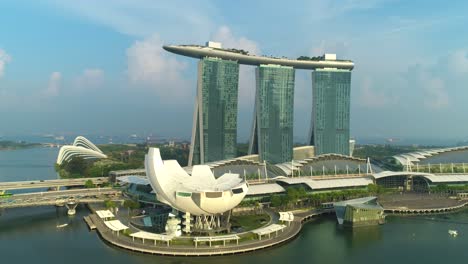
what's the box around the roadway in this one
[0,177,108,191]
[0,188,121,209]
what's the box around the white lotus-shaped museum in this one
[145,148,248,216]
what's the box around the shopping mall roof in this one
[393,146,468,166]
[276,176,373,190]
[247,183,286,196]
[183,158,262,175]
[117,175,150,185]
[423,174,468,183]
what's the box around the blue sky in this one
[1,0,468,143]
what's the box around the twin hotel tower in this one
[164,41,354,166]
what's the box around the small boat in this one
[56,223,68,228]
[448,230,458,236]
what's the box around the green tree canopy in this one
[104,200,117,209]
[270,195,282,207]
[63,157,87,175]
[123,199,140,210]
[84,179,95,188]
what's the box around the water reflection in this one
[341,224,383,248]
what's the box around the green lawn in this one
[230,214,270,231]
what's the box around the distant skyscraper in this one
[249,64,295,164]
[189,57,239,166]
[309,68,352,156]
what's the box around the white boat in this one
[56,223,68,228]
[448,230,458,236]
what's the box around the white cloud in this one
[411,69,449,110]
[0,49,12,78]
[44,72,61,97]
[211,26,261,55]
[358,77,398,108]
[444,49,468,75]
[423,77,449,109]
[403,59,455,111]
[307,0,388,21]
[125,26,262,104]
[401,49,468,110]
[126,34,189,100]
[74,68,104,89]
[44,0,217,41]
[310,40,350,57]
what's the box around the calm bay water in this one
[1,148,468,264]
[0,147,59,182]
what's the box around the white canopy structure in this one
[252,224,287,240]
[104,220,129,236]
[145,148,248,216]
[130,231,173,246]
[56,136,107,165]
[193,234,240,247]
[95,210,115,220]
[392,146,468,166]
[279,212,294,222]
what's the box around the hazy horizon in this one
[1,1,468,143]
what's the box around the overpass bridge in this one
[0,188,121,215]
[0,177,108,191]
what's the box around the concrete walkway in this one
[88,209,330,256]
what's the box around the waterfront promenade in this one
[87,208,330,256]
[379,193,468,214]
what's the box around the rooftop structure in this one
[56,136,107,165]
[276,176,374,191]
[163,45,354,70]
[392,146,468,166]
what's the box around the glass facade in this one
[250,64,295,164]
[311,69,351,156]
[189,57,239,165]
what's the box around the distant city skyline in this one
[1,1,468,142]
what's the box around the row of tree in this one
[56,143,190,178]
[56,157,142,178]
[430,184,468,194]
[240,184,388,210]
